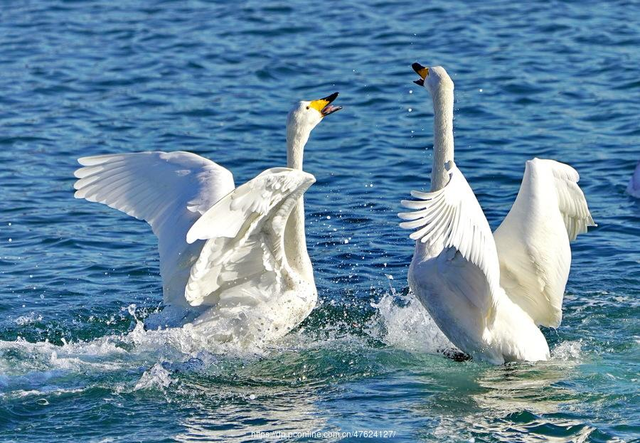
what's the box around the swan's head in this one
[286,92,341,168]
[287,92,342,134]
[412,63,454,94]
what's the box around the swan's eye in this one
[306,106,309,110]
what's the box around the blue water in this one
[1,0,638,441]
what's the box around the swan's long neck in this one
[285,127,314,283]
[286,126,310,170]
[430,87,455,191]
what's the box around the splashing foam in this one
[0,306,274,398]
[14,312,43,326]
[368,290,454,354]
[0,288,456,399]
[0,295,585,399]
[370,292,585,362]
[551,340,583,361]
[134,363,173,391]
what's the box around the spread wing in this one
[494,158,595,327]
[399,161,503,314]
[183,167,316,308]
[548,160,596,241]
[73,151,235,305]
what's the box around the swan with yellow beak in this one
[74,93,342,345]
[399,62,594,364]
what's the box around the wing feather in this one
[73,151,236,305]
[399,161,502,298]
[183,168,316,307]
[547,160,596,241]
[494,158,595,327]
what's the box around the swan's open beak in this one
[310,92,342,117]
[412,62,429,86]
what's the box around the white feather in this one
[184,168,316,308]
[400,162,501,298]
[74,151,235,306]
[494,158,596,328]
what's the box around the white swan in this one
[399,64,595,364]
[627,163,640,198]
[74,93,342,343]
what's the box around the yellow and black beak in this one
[412,62,429,86]
[309,92,342,117]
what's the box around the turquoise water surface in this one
[1,0,638,441]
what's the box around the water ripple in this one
[0,0,638,441]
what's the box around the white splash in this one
[551,340,583,361]
[0,307,272,399]
[134,363,173,391]
[14,312,43,326]
[368,290,454,354]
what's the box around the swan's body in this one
[627,163,640,198]
[74,93,341,344]
[400,65,594,364]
